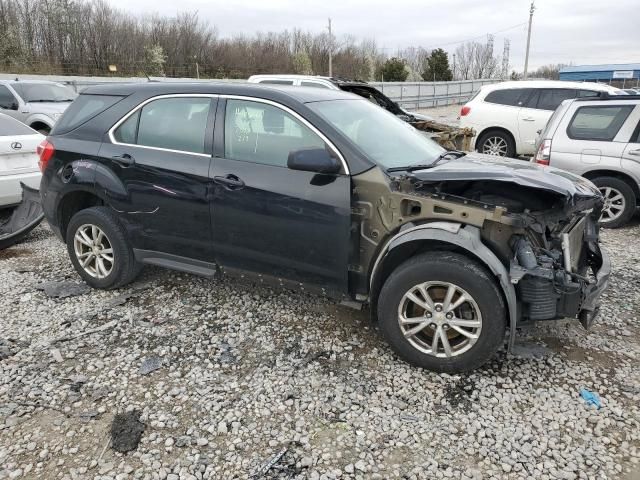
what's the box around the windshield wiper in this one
[386,150,467,173]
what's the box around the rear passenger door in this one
[517,89,577,154]
[209,97,351,296]
[562,104,635,167]
[99,95,217,261]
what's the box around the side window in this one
[113,110,140,144]
[536,89,577,111]
[0,86,17,109]
[630,119,640,143]
[134,97,211,154]
[577,90,601,98]
[484,88,531,107]
[224,99,326,167]
[301,81,330,89]
[567,105,634,141]
[258,80,295,85]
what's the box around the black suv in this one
[39,82,610,372]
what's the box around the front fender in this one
[370,222,519,350]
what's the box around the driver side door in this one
[210,97,351,296]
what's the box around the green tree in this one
[144,45,166,76]
[292,51,313,75]
[421,48,453,81]
[377,57,408,82]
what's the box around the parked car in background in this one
[534,95,640,228]
[0,113,42,206]
[0,80,78,134]
[0,112,44,249]
[460,81,624,158]
[248,74,433,122]
[39,82,609,372]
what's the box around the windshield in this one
[11,83,77,102]
[308,99,444,169]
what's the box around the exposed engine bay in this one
[351,158,609,333]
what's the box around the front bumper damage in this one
[509,213,610,330]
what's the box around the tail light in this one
[37,139,55,172]
[535,139,552,165]
[460,105,471,116]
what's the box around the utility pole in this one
[327,18,333,77]
[452,53,456,80]
[523,1,535,80]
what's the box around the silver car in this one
[0,80,77,134]
[533,95,640,227]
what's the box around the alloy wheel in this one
[482,136,508,156]
[598,186,626,224]
[73,224,114,279]
[397,281,482,358]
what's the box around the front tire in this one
[377,252,506,373]
[591,176,636,228]
[66,207,141,289]
[477,130,516,158]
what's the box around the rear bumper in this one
[0,171,41,207]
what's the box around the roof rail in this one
[575,92,640,102]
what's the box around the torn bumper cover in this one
[0,183,44,250]
[510,216,611,330]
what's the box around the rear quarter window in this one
[567,105,634,141]
[53,94,124,134]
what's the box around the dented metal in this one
[351,152,609,341]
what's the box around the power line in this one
[419,21,528,51]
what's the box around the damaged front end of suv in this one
[354,154,610,348]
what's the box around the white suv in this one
[533,95,640,228]
[460,81,623,158]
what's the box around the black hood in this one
[408,153,602,206]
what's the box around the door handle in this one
[522,117,535,122]
[112,153,135,166]
[629,149,640,156]
[213,174,245,190]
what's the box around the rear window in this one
[484,88,531,107]
[0,114,36,136]
[53,94,123,134]
[567,105,634,141]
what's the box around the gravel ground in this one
[1,217,639,480]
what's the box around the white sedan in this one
[0,113,43,206]
[0,113,44,249]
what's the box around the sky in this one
[106,0,640,72]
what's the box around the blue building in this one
[559,63,640,86]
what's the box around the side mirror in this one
[287,148,341,174]
[9,102,19,111]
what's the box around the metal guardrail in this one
[370,79,498,109]
[0,73,499,107]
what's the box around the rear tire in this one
[65,206,141,289]
[477,130,516,158]
[377,252,506,373]
[591,176,636,228]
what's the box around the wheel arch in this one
[369,222,519,349]
[57,189,104,239]
[475,126,517,153]
[582,170,640,203]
